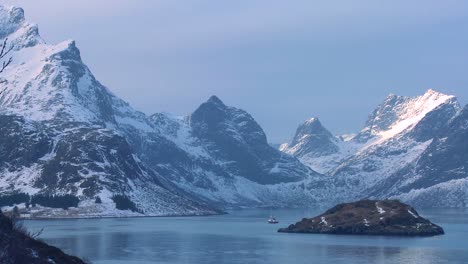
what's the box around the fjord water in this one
[24,208,468,264]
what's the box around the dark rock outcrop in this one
[0,212,86,263]
[278,200,444,236]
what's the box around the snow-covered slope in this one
[328,90,460,202]
[281,89,466,207]
[372,104,468,207]
[354,89,458,144]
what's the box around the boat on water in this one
[268,216,279,224]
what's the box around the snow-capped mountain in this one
[281,89,467,207]
[0,5,220,217]
[353,89,459,144]
[0,5,326,216]
[140,96,323,207]
[279,117,357,174]
[372,104,468,207]
[280,118,339,157]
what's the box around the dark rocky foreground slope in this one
[0,212,86,264]
[278,200,444,236]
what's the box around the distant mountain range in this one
[281,89,467,207]
[0,5,466,218]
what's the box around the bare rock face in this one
[278,200,444,236]
[0,212,86,264]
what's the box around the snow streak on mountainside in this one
[281,89,467,207]
[354,89,458,144]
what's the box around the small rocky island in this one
[278,200,444,236]
[0,211,86,263]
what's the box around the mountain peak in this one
[298,117,328,134]
[420,89,455,103]
[304,117,320,125]
[282,117,338,158]
[0,5,25,28]
[381,92,404,105]
[206,95,225,106]
[424,88,443,96]
[0,5,24,38]
[0,4,42,48]
[356,89,459,143]
[191,95,268,146]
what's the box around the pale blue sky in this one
[4,0,468,142]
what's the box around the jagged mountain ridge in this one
[140,96,323,207]
[281,89,467,207]
[0,5,324,216]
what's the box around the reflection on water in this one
[24,208,468,264]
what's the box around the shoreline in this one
[20,211,226,221]
[15,205,468,221]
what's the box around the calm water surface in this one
[24,208,468,264]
